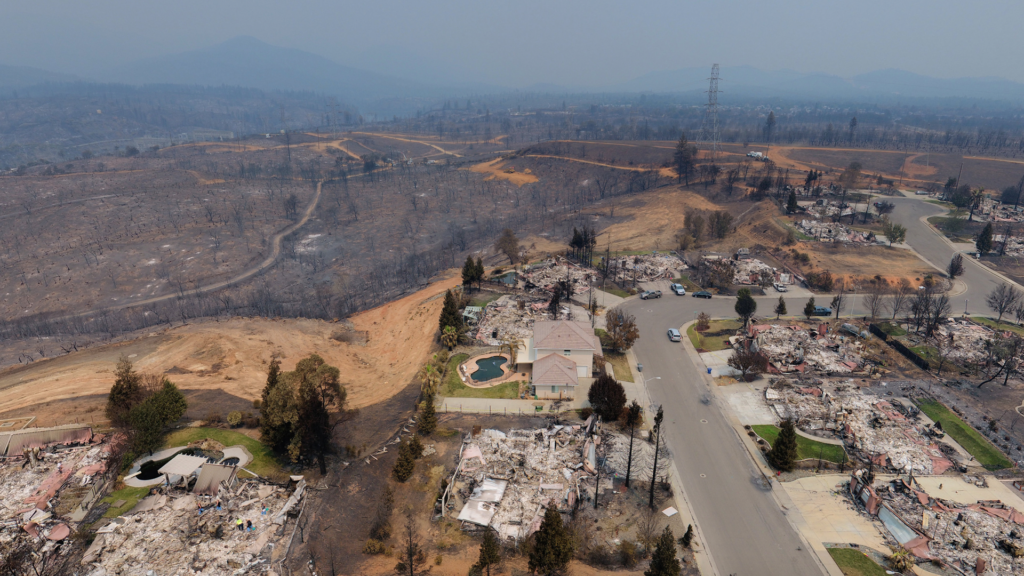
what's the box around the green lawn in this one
[752,425,848,464]
[672,275,701,292]
[101,486,152,518]
[909,344,941,366]
[468,291,502,308]
[782,221,815,242]
[162,427,285,479]
[925,199,957,209]
[916,399,1012,470]
[875,321,906,337]
[827,548,888,576]
[597,286,631,299]
[439,353,521,399]
[686,319,742,352]
[604,352,634,383]
[971,316,1024,337]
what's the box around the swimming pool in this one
[471,356,508,381]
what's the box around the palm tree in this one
[441,325,459,350]
[417,364,441,395]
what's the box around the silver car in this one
[667,328,681,342]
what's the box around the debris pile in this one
[934,319,997,364]
[473,294,547,345]
[732,258,775,285]
[849,471,1024,574]
[765,382,954,474]
[990,202,1024,223]
[747,324,866,374]
[521,259,595,295]
[600,253,685,284]
[798,219,876,243]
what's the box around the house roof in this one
[533,320,598,351]
[533,354,579,387]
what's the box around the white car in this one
[774,283,788,292]
[670,283,686,295]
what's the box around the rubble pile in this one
[765,382,953,474]
[850,473,1024,574]
[748,324,866,374]
[521,259,595,295]
[805,200,853,221]
[934,319,997,364]
[83,480,298,575]
[444,421,654,541]
[601,253,685,284]
[797,219,876,243]
[732,258,775,285]
[990,201,1024,223]
[473,294,547,346]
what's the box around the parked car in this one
[670,283,686,295]
[692,291,712,299]
[667,328,682,342]
[812,305,832,316]
[773,283,788,292]
[640,290,662,300]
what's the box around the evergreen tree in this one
[294,354,345,474]
[528,507,573,575]
[127,378,188,455]
[803,297,816,319]
[438,289,463,335]
[106,355,143,429]
[418,394,438,435]
[588,373,627,422]
[393,440,416,482]
[408,435,424,459]
[462,256,477,289]
[774,296,787,319]
[259,359,281,435]
[767,419,799,472]
[786,190,799,214]
[476,529,501,576]
[977,221,994,254]
[645,527,681,576]
[474,257,485,289]
[673,132,696,185]
[547,285,562,319]
[680,524,693,548]
[734,288,757,327]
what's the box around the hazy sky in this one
[4,1,1023,86]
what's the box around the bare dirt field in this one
[595,187,727,251]
[468,157,539,185]
[0,273,461,425]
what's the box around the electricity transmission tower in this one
[698,64,721,163]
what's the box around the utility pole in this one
[648,406,664,509]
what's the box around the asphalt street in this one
[619,194,1017,576]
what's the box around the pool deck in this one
[459,352,527,388]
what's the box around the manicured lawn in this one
[752,425,848,464]
[439,353,521,399]
[101,486,152,517]
[604,352,634,383]
[686,319,742,352]
[827,548,888,576]
[875,321,906,337]
[162,427,285,479]
[971,316,1024,337]
[916,399,1012,470]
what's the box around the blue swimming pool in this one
[471,356,507,381]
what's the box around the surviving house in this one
[517,320,599,399]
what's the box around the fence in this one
[441,402,579,416]
[869,323,931,371]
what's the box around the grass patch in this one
[875,321,906,337]
[686,319,742,352]
[603,352,634,383]
[672,275,701,292]
[597,286,631,299]
[971,316,1024,337]
[752,424,848,464]
[782,221,815,242]
[926,214,976,242]
[162,427,284,479]
[925,199,956,209]
[439,353,521,399]
[101,486,152,517]
[916,399,1012,470]
[909,344,940,365]
[827,548,888,576]
[468,291,502,308]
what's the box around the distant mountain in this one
[616,65,1024,102]
[0,64,77,89]
[99,36,445,105]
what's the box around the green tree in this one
[128,379,187,454]
[474,257,485,290]
[645,527,681,576]
[947,253,965,279]
[528,507,573,575]
[106,355,143,429]
[774,296,787,319]
[261,374,298,454]
[259,359,281,436]
[393,440,415,482]
[418,394,438,435]
[786,190,798,214]
[408,435,424,459]
[587,373,627,422]
[977,221,994,254]
[476,529,501,576]
[803,297,816,319]
[734,288,757,327]
[673,132,697,185]
[767,419,799,472]
[438,289,463,336]
[441,325,460,350]
[294,354,346,474]
[880,217,907,246]
[495,228,519,264]
[462,256,477,289]
[624,400,642,488]
[607,309,640,351]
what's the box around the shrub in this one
[227,411,242,427]
[579,407,594,421]
[618,540,639,568]
[251,399,261,409]
[362,539,387,555]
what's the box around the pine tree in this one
[767,419,799,472]
[474,257,485,289]
[734,288,757,327]
[645,527,681,576]
[393,440,415,482]
[438,289,463,336]
[774,296,787,319]
[259,358,281,434]
[408,435,424,459]
[476,529,501,576]
[680,524,693,548]
[528,507,573,575]
[786,190,799,214]
[418,394,438,436]
[803,297,816,319]
[977,221,994,254]
[106,355,143,429]
[462,256,477,290]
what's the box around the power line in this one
[698,63,721,163]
